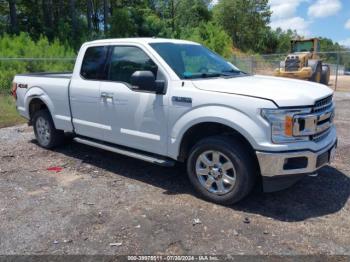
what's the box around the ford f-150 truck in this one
[12,38,337,204]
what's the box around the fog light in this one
[283,157,308,170]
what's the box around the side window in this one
[81,46,109,80]
[108,46,158,84]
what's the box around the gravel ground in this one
[330,75,350,92]
[0,92,349,255]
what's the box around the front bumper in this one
[256,138,337,192]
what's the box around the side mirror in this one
[130,71,165,94]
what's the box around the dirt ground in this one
[0,92,349,256]
[329,75,350,92]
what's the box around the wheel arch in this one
[177,121,258,164]
[25,87,55,125]
[169,105,265,162]
[28,98,48,120]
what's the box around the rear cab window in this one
[80,46,109,80]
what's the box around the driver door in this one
[99,45,169,155]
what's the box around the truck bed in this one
[14,72,74,132]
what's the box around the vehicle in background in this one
[12,38,337,204]
[275,38,330,85]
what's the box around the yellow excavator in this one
[274,38,330,85]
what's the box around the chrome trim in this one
[256,137,337,177]
[316,120,332,133]
[195,150,236,195]
[293,114,317,136]
[312,129,331,142]
[313,95,333,113]
[319,110,333,122]
[36,116,51,146]
[73,137,175,167]
[293,105,334,137]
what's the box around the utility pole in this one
[335,49,340,91]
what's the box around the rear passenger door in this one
[70,46,109,140]
[99,45,169,155]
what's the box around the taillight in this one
[11,82,17,100]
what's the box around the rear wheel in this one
[186,136,257,205]
[33,110,64,149]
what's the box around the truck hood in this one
[192,75,333,107]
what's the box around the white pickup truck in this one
[12,38,337,204]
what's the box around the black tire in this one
[33,109,64,149]
[321,64,330,85]
[186,136,257,205]
[310,61,322,83]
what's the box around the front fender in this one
[168,105,267,159]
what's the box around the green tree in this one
[0,33,75,93]
[0,0,347,58]
[213,0,271,53]
[149,0,211,37]
[109,8,137,37]
[318,37,347,66]
[176,0,211,29]
[274,28,298,53]
[319,37,341,52]
[181,22,233,58]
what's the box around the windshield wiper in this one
[183,70,245,79]
[183,72,222,79]
[221,69,242,74]
[200,72,223,78]
[222,69,248,77]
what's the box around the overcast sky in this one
[213,0,350,46]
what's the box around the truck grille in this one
[292,95,334,143]
[313,95,333,113]
[311,95,334,142]
[311,129,331,142]
[285,57,300,72]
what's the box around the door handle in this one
[101,92,113,99]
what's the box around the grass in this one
[0,94,26,128]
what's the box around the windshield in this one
[149,43,242,79]
[292,41,314,52]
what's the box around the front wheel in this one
[33,109,64,149]
[186,136,257,205]
[321,64,330,85]
[310,62,322,83]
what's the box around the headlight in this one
[261,108,311,143]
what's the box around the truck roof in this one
[84,37,200,46]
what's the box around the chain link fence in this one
[232,51,350,92]
[0,58,75,94]
[0,52,349,94]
